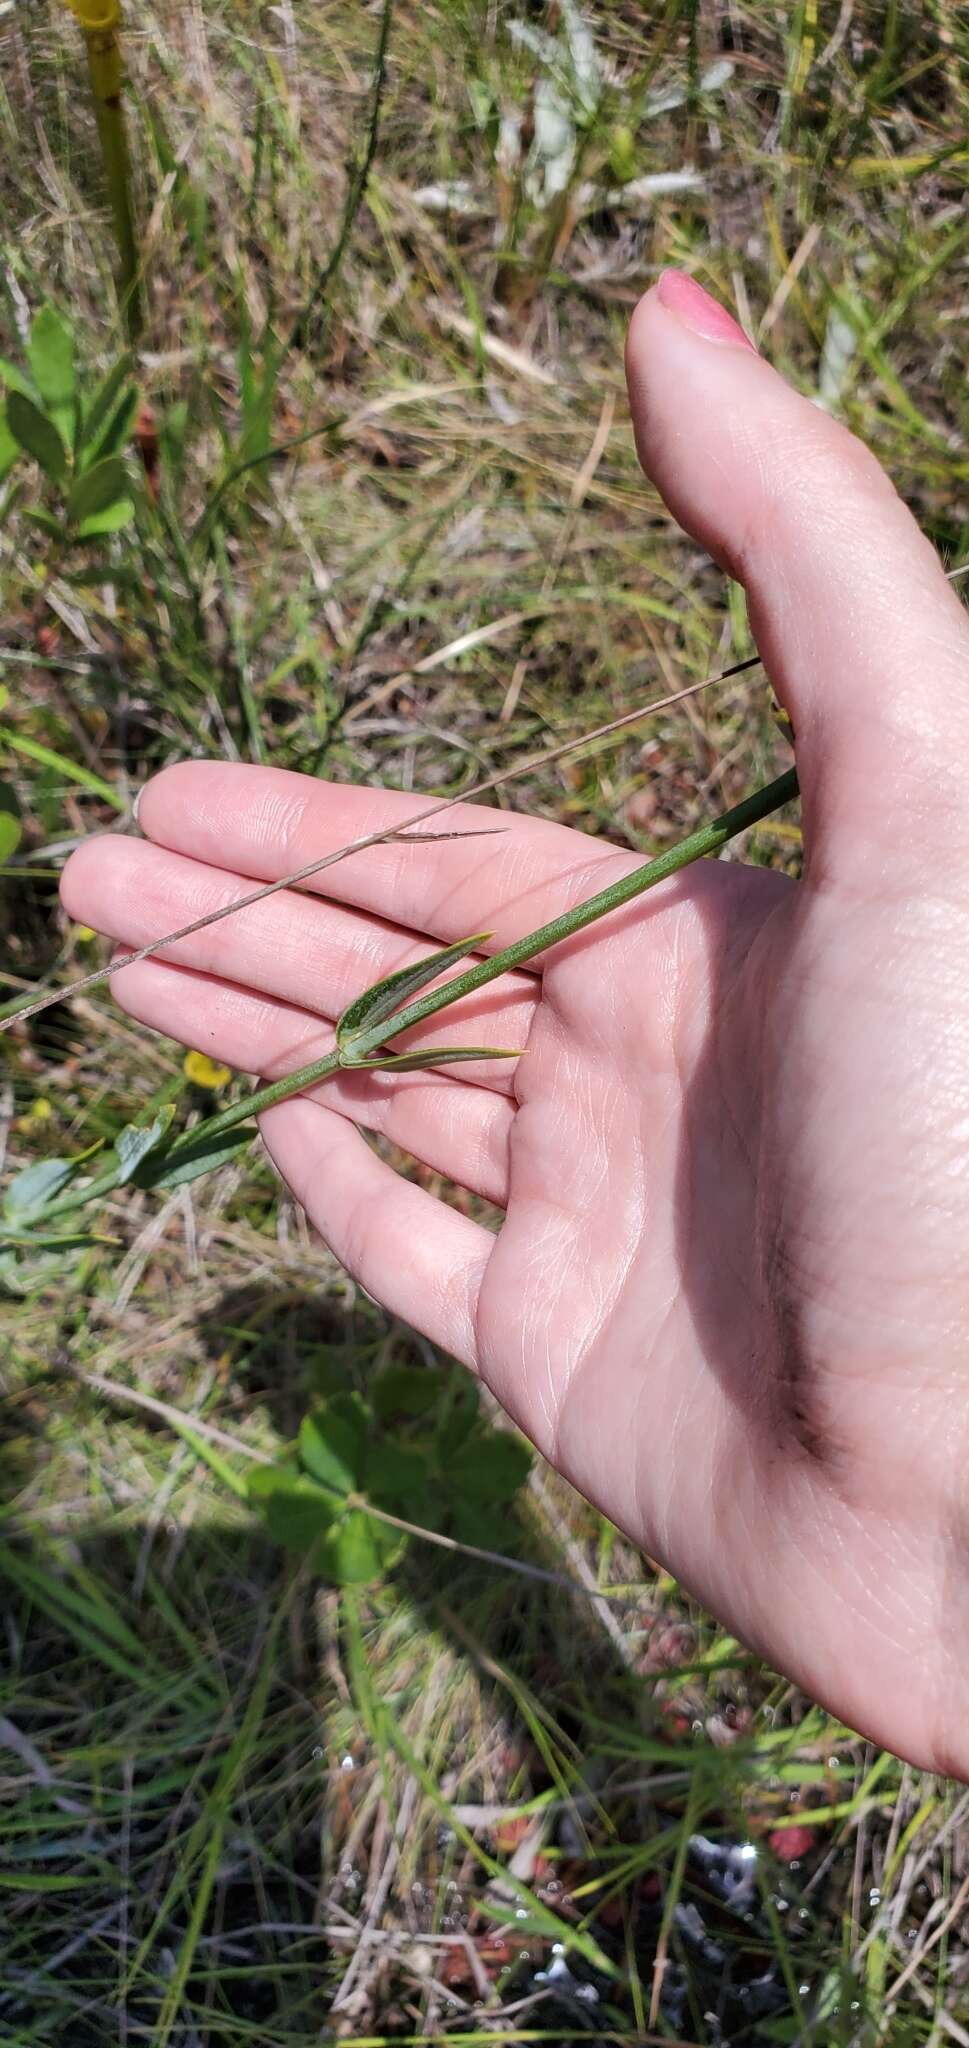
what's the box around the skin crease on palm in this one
[61,271,969,1779]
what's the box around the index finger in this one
[135,761,640,953]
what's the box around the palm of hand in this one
[474,852,969,1771]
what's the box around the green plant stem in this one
[347,767,799,1057]
[287,0,394,351]
[81,19,143,343]
[35,766,798,1226]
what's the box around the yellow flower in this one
[29,1098,53,1121]
[75,925,97,944]
[184,1051,232,1090]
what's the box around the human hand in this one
[62,271,969,1777]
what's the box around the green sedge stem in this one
[36,767,798,1225]
[349,766,799,1057]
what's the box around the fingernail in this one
[656,269,757,352]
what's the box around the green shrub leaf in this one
[365,1440,431,1513]
[451,1500,508,1550]
[248,1464,341,1552]
[27,307,75,411]
[75,498,134,540]
[3,1157,78,1223]
[299,1394,369,1496]
[66,456,128,527]
[90,386,139,463]
[373,1361,444,1420]
[7,391,67,480]
[435,1378,480,1458]
[448,1429,532,1504]
[138,1123,255,1190]
[0,359,37,401]
[77,354,134,454]
[116,1105,176,1186]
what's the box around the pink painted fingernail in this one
[656,269,757,352]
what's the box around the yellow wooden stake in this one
[61,1,143,340]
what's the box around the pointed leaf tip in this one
[115,1104,175,1185]
[342,1044,522,1073]
[336,931,491,1050]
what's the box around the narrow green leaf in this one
[0,777,21,862]
[4,1156,78,1222]
[343,1043,521,1073]
[0,727,124,807]
[25,508,69,539]
[116,1104,176,1186]
[1,1228,107,1251]
[337,932,492,1049]
[137,1123,255,1190]
[299,1393,369,1495]
[161,399,189,461]
[6,391,66,480]
[27,307,75,410]
[76,498,134,539]
[62,558,139,587]
[78,353,133,454]
[0,403,18,485]
[0,812,21,861]
[66,455,128,527]
[0,1871,90,1892]
[83,384,139,465]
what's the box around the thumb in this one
[625,271,969,882]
